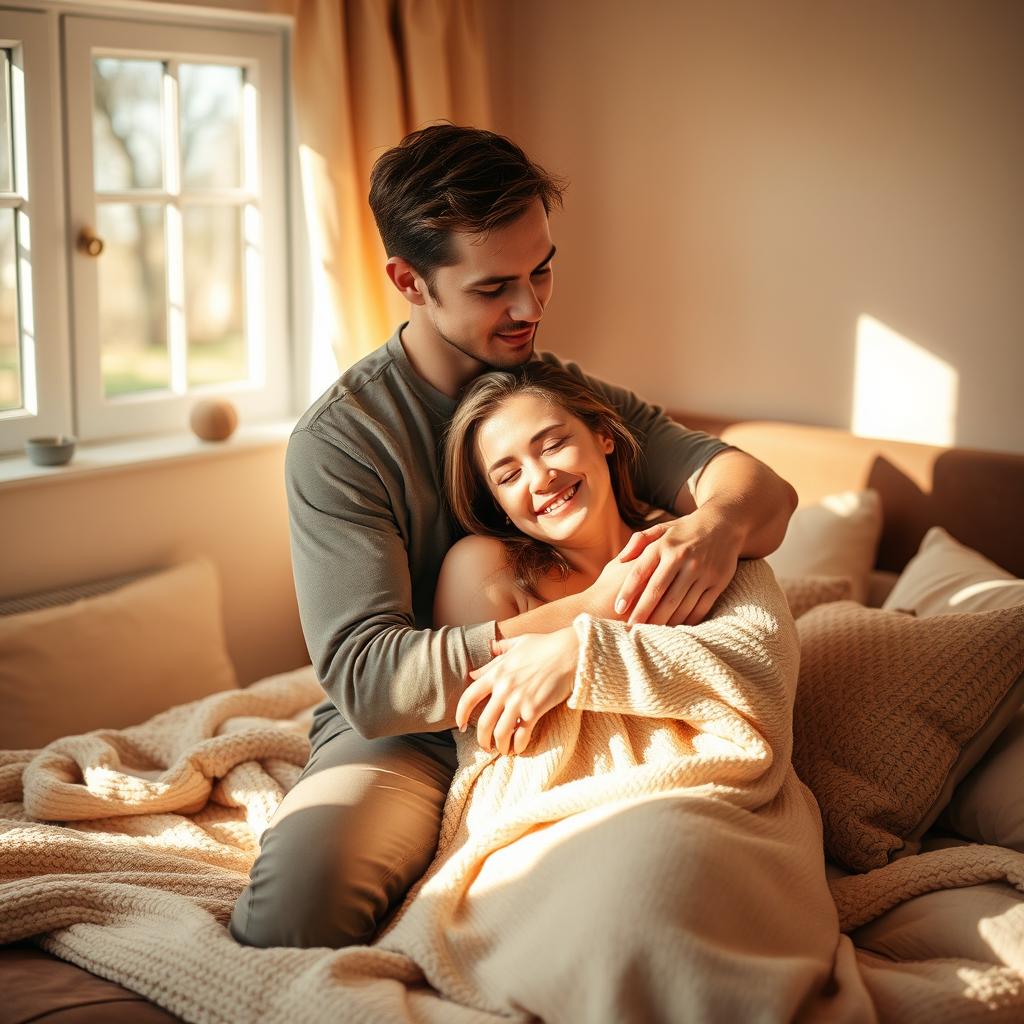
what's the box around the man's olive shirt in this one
[286,327,730,744]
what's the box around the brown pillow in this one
[778,576,854,620]
[877,529,1024,850]
[0,559,238,750]
[792,601,1024,872]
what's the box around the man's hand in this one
[456,628,579,756]
[612,509,743,627]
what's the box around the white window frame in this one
[0,7,73,451]
[64,15,289,442]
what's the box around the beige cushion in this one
[0,559,238,750]
[882,529,1024,851]
[883,525,1024,616]
[792,601,1024,872]
[941,710,1024,852]
[778,576,854,620]
[766,490,882,604]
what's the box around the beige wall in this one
[482,0,1024,453]
[0,444,309,685]
[6,0,1016,688]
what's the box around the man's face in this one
[419,199,556,371]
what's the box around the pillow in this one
[0,559,238,750]
[883,525,1024,616]
[792,600,1024,872]
[766,490,882,604]
[778,575,854,620]
[939,710,1024,851]
[880,528,1024,850]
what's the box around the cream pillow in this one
[883,526,1024,615]
[0,559,238,750]
[792,600,1024,872]
[766,490,882,604]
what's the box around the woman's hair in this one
[368,123,567,294]
[443,362,652,598]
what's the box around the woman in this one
[376,363,861,1023]
[436,359,663,757]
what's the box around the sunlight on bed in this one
[977,904,1024,968]
[852,314,958,447]
[957,961,1024,1011]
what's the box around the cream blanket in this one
[1,559,1023,1023]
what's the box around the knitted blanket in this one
[1,560,1023,1022]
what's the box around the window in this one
[0,9,72,452]
[0,6,290,453]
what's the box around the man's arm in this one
[613,448,798,627]
[682,447,797,558]
[287,427,497,739]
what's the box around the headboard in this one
[671,414,1024,577]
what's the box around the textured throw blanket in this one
[1,560,1023,1023]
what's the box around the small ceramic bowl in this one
[25,434,77,466]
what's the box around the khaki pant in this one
[229,718,457,949]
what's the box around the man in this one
[230,124,797,950]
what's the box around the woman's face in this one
[474,392,615,546]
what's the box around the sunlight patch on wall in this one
[852,315,958,447]
[309,261,340,397]
[299,145,340,399]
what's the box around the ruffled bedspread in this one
[1,561,1023,1022]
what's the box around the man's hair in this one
[442,362,651,598]
[368,123,567,291]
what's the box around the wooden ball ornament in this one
[190,398,239,441]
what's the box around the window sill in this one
[0,418,297,490]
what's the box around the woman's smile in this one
[535,481,580,517]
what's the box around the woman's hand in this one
[613,509,742,627]
[457,627,580,755]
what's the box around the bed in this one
[1,415,1023,1023]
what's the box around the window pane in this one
[185,205,245,386]
[0,208,19,411]
[0,51,12,193]
[180,64,243,190]
[92,58,163,191]
[98,204,169,396]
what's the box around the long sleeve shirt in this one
[286,326,731,741]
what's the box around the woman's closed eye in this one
[494,438,567,485]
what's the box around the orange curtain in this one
[283,0,493,370]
